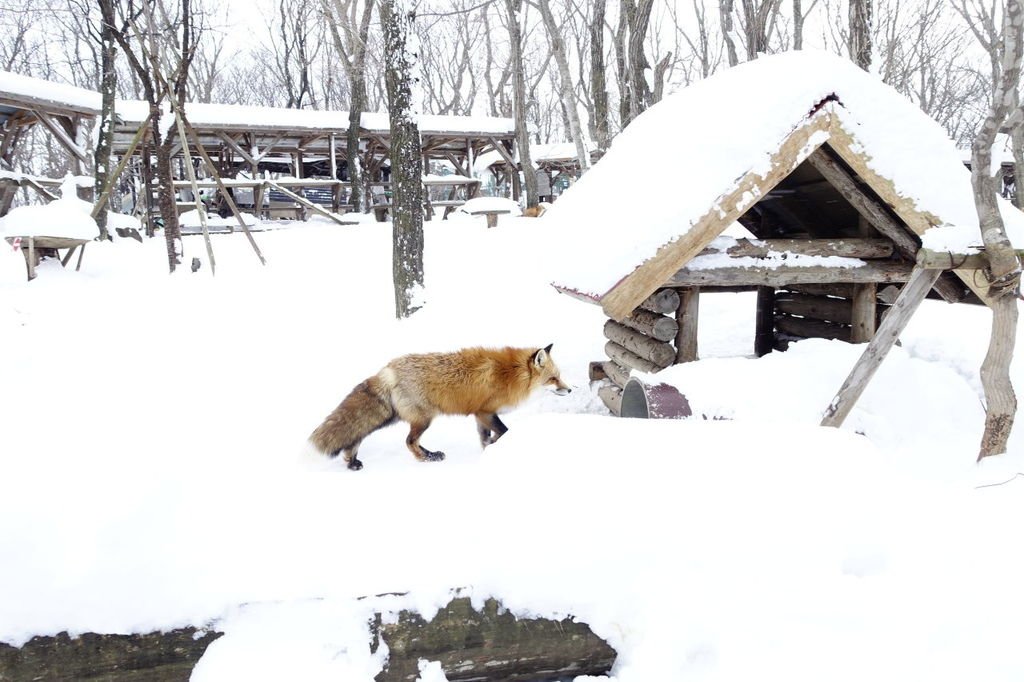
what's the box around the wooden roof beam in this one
[31,109,90,165]
[216,131,257,166]
[806,146,966,302]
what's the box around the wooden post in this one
[174,115,216,275]
[329,133,338,180]
[850,283,877,343]
[755,286,775,357]
[821,266,941,427]
[674,287,699,363]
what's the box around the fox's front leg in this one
[475,413,508,447]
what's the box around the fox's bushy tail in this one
[309,375,397,457]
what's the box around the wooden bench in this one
[469,208,511,228]
[5,235,88,281]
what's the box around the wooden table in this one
[469,209,511,228]
[6,236,88,281]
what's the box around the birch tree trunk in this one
[849,0,872,69]
[93,0,117,241]
[590,0,611,153]
[381,0,425,318]
[536,0,588,174]
[322,0,373,212]
[793,0,803,49]
[720,0,739,66]
[970,0,1023,459]
[506,0,538,208]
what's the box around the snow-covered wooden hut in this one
[0,71,100,214]
[548,50,1024,417]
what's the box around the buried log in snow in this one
[372,596,617,682]
[621,377,693,419]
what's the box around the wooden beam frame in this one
[667,260,915,288]
[31,109,91,165]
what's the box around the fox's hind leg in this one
[406,420,445,462]
[343,443,364,471]
[475,413,509,447]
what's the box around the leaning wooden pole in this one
[173,114,216,275]
[91,124,147,220]
[821,266,941,428]
[182,121,267,265]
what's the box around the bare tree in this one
[322,0,374,211]
[738,0,783,59]
[380,0,425,317]
[962,0,1022,458]
[506,0,539,207]
[534,0,589,173]
[268,0,324,109]
[111,0,199,273]
[719,0,739,66]
[94,0,117,240]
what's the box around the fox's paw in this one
[422,450,446,462]
[347,457,364,471]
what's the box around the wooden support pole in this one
[699,237,894,259]
[821,266,942,427]
[174,114,216,275]
[850,283,877,343]
[91,124,148,219]
[674,287,699,363]
[755,287,775,357]
[265,181,351,226]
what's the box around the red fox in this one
[309,345,571,470]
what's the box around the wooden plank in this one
[674,287,699,363]
[850,283,876,343]
[667,260,915,288]
[916,248,1024,270]
[31,109,91,164]
[821,266,942,427]
[600,112,833,320]
[775,293,856,324]
[755,287,775,357]
[265,180,350,226]
[700,237,893,259]
[775,314,852,342]
[603,320,676,368]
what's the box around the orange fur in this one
[309,345,570,470]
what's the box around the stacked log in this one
[772,284,892,351]
[592,289,681,416]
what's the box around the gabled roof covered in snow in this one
[0,70,101,121]
[548,50,1024,320]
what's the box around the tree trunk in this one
[537,0,589,174]
[381,0,425,318]
[849,0,873,70]
[627,0,654,120]
[589,0,611,153]
[793,0,803,49]
[720,0,739,66]
[506,0,538,208]
[94,0,117,241]
[970,0,1023,459]
[151,109,182,273]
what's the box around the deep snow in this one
[1,213,1023,681]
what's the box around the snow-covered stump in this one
[372,597,616,682]
[621,377,693,419]
[0,627,221,681]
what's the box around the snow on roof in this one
[0,70,101,114]
[116,100,353,131]
[533,142,586,163]
[0,176,97,240]
[547,50,1024,301]
[359,112,515,136]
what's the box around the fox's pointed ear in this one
[544,343,553,354]
[532,346,549,368]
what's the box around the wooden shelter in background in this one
[551,53,1023,426]
[0,72,99,215]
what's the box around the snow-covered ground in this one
[1,213,1023,681]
